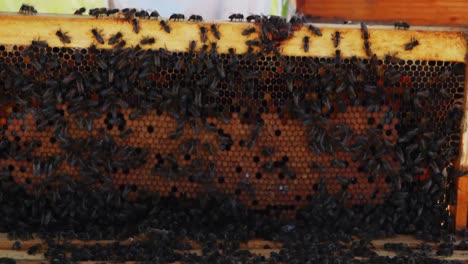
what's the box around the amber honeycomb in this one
[0,43,464,215]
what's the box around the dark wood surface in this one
[1,234,468,262]
[297,0,468,26]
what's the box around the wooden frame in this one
[0,13,468,228]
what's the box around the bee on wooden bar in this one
[307,25,322,36]
[132,18,140,34]
[27,244,41,255]
[364,40,372,57]
[188,15,203,21]
[135,10,150,19]
[245,40,261,47]
[114,40,126,50]
[12,241,21,250]
[140,37,155,45]
[404,37,419,50]
[74,7,86,15]
[123,8,136,20]
[169,14,185,21]
[56,29,71,44]
[200,26,208,42]
[150,10,160,19]
[160,20,171,33]
[360,22,369,40]
[19,4,37,15]
[303,36,310,52]
[246,14,260,23]
[332,31,341,48]
[210,24,221,39]
[242,27,256,36]
[91,28,104,44]
[108,32,122,45]
[229,13,244,21]
[106,8,119,16]
[394,21,410,30]
[89,8,107,18]
[268,15,285,24]
[289,13,305,26]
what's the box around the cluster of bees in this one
[0,4,465,262]
[4,3,462,210]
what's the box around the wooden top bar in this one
[0,13,464,62]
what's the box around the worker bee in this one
[332,31,341,48]
[394,21,410,30]
[385,53,402,64]
[246,14,260,23]
[27,244,41,255]
[131,18,140,34]
[74,7,86,15]
[335,49,342,64]
[210,24,221,39]
[140,37,155,45]
[242,27,256,36]
[113,40,126,51]
[303,36,310,52]
[89,8,107,18]
[200,26,208,42]
[123,8,136,20]
[19,4,37,15]
[245,40,261,47]
[229,13,244,21]
[160,20,171,33]
[56,29,71,44]
[91,28,104,44]
[188,15,203,21]
[106,8,119,16]
[404,37,419,50]
[108,32,122,45]
[188,40,197,54]
[364,40,372,56]
[360,22,369,39]
[135,10,149,19]
[307,25,322,36]
[150,10,160,19]
[31,39,48,48]
[169,14,185,21]
[289,13,305,26]
[12,241,21,250]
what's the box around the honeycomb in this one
[0,16,464,216]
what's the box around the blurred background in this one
[0,1,465,27]
[0,0,296,20]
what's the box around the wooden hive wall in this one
[296,0,468,26]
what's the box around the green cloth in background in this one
[0,0,107,14]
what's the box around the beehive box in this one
[0,13,466,226]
